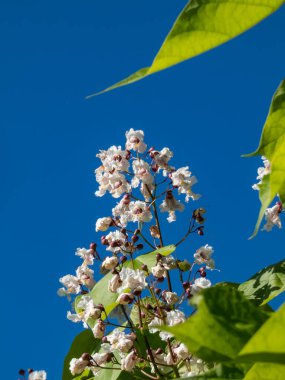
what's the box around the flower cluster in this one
[58,130,215,379]
[253,156,283,231]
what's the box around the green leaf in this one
[243,363,285,380]
[238,259,285,306]
[73,370,94,380]
[159,287,268,362]
[238,304,285,364]
[182,363,248,379]
[136,244,176,269]
[244,80,285,237]
[88,0,284,97]
[62,330,101,380]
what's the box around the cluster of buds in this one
[58,130,216,378]
[18,369,46,380]
[253,157,283,231]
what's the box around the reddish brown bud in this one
[18,370,25,376]
[136,243,144,250]
[156,253,162,261]
[132,235,139,243]
[120,255,127,263]
[89,242,97,250]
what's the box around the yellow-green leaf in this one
[88,0,284,97]
[238,304,285,364]
[244,80,285,237]
[243,363,285,380]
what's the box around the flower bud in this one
[89,242,97,251]
[136,244,144,250]
[132,234,139,243]
[117,293,134,305]
[156,253,162,261]
[18,370,25,376]
[81,353,91,361]
[120,255,127,263]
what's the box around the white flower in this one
[70,357,89,376]
[149,310,186,341]
[108,274,122,293]
[107,328,135,352]
[96,145,130,172]
[75,248,95,265]
[105,230,126,253]
[92,352,109,366]
[28,371,47,380]
[117,267,147,292]
[194,244,215,269]
[153,147,174,174]
[173,343,189,360]
[102,256,118,271]
[252,156,271,190]
[121,351,138,371]
[95,217,113,232]
[171,167,200,202]
[160,191,184,222]
[126,128,147,153]
[112,197,131,227]
[262,203,282,232]
[95,171,131,198]
[151,263,166,278]
[163,291,179,305]
[191,278,212,294]
[92,319,105,339]
[58,274,81,295]
[128,201,152,223]
[132,159,153,187]
[76,265,95,289]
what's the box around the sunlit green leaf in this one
[238,304,285,363]
[244,80,285,237]
[62,330,101,380]
[159,287,268,362]
[243,363,285,380]
[88,0,284,97]
[238,259,285,306]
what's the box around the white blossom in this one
[108,274,122,293]
[28,371,47,380]
[92,352,109,366]
[252,156,271,190]
[153,147,174,175]
[262,203,282,232]
[105,230,126,254]
[117,267,147,293]
[163,291,179,305]
[70,358,89,376]
[95,217,113,232]
[102,256,118,271]
[171,166,200,202]
[92,319,105,339]
[121,351,138,371]
[107,328,135,352]
[160,191,184,222]
[128,201,152,223]
[112,198,130,227]
[132,159,153,187]
[140,182,155,201]
[191,278,212,294]
[151,263,166,278]
[173,343,189,360]
[95,171,131,198]
[75,248,95,265]
[194,244,215,269]
[149,310,186,341]
[76,265,95,289]
[58,274,81,296]
[126,128,147,153]
[96,145,130,172]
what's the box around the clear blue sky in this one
[1,1,285,378]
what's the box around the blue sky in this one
[1,1,285,378]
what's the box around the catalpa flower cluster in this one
[253,156,283,231]
[58,129,216,379]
